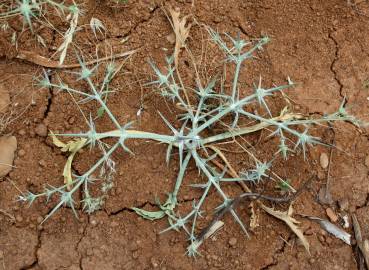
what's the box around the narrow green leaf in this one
[132,207,165,221]
[97,107,105,118]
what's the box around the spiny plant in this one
[19,27,363,256]
[0,0,82,64]
[0,1,68,29]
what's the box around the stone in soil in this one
[338,198,349,212]
[326,207,338,223]
[229,237,237,247]
[35,123,48,137]
[318,187,334,205]
[0,136,17,177]
[320,152,329,169]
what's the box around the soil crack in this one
[328,30,345,103]
[43,72,54,120]
[259,234,290,270]
[108,201,156,216]
[111,4,159,41]
[20,228,43,270]
[106,193,204,216]
[76,216,89,270]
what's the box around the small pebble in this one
[90,219,98,226]
[326,207,338,223]
[39,160,46,167]
[18,149,26,157]
[166,33,176,44]
[15,215,23,223]
[365,155,369,168]
[228,237,237,247]
[320,153,329,169]
[338,198,349,211]
[18,129,26,136]
[35,123,48,137]
[36,216,43,223]
[318,187,333,205]
[68,117,75,124]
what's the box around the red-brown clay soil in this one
[1,0,369,269]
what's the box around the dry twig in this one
[16,49,139,69]
[353,214,369,269]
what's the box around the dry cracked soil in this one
[1,0,369,269]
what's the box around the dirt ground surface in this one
[1,0,369,269]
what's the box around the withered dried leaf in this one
[249,202,259,230]
[167,7,192,68]
[50,131,87,189]
[261,204,310,254]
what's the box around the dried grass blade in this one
[167,7,192,69]
[261,204,310,254]
[57,10,79,65]
[16,49,139,69]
